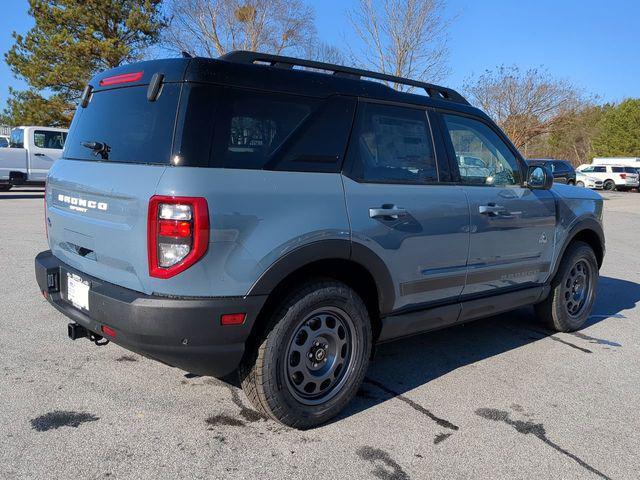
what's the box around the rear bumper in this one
[35,250,266,377]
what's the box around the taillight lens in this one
[148,196,209,279]
[44,180,48,240]
[620,173,626,179]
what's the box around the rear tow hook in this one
[67,323,110,346]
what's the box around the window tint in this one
[211,89,316,169]
[0,137,8,148]
[593,166,606,172]
[64,84,180,164]
[612,166,624,173]
[443,114,522,186]
[10,128,24,148]
[346,102,437,183]
[553,161,568,172]
[34,130,67,149]
[624,167,638,173]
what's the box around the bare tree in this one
[346,0,451,89]
[464,66,581,150]
[164,0,317,57]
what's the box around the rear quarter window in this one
[612,166,624,173]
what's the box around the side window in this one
[442,114,522,186]
[611,166,623,173]
[346,102,437,183]
[594,166,606,173]
[211,89,316,170]
[33,130,66,149]
[9,128,24,148]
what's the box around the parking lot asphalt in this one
[1,186,639,480]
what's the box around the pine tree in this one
[2,0,165,126]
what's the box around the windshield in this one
[64,84,181,164]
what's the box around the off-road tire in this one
[239,280,372,429]
[535,241,598,332]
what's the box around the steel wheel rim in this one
[284,306,356,406]
[563,259,593,318]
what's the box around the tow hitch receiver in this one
[67,323,109,346]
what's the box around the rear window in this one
[34,130,67,149]
[64,84,180,164]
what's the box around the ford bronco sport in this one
[35,51,605,428]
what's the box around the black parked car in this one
[527,159,576,185]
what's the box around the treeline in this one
[3,0,638,163]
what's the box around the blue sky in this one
[1,0,639,108]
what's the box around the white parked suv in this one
[577,164,639,191]
[575,171,603,189]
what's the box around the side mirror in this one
[527,165,553,190]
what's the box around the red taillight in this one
[148,196,209,279]
[99,71,143,86]
[158,219,192,238]
[620,173,626,179]
[221,313,246,326]
[44,180,48,239]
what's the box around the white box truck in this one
[592,157,640,169]
[0,126,68,191]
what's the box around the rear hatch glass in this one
[64,84,181,164]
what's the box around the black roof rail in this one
[219,50,470,106]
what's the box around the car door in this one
[436,111,556,297]
[29,129,66,181]
[342,101,470,312]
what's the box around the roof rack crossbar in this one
[220,50,470,106]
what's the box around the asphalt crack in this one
[364,378,458,431]
[475,408,611,480]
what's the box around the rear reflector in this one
[101,325,116,337]
[221,313,246,326]
[99,71,143,86]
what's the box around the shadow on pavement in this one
[336,275,639,422]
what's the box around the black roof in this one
[89,51,484,117]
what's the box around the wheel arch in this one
[246,240,395,342]
[552,219,604,280]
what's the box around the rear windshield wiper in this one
[81,141,111,160]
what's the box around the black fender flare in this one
[247,239,396,315]
[550,217,605,280]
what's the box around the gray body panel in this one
[461,185,557,296]
[343,177,470,311]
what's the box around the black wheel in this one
[603,180,615,191]
[239,280,372,428]
[0,184,11,192]
[535,241,598,332]
[567,180,575,186]
[576,181,585,188]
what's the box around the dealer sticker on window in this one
[67,273,90,311]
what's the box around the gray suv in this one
[35,51,605,428]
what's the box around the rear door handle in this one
[34,153,45,157]
[479,204,506,216]
[369,205,408,220]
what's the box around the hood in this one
[551,182,603,200]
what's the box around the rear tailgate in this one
[45,60,188,294]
